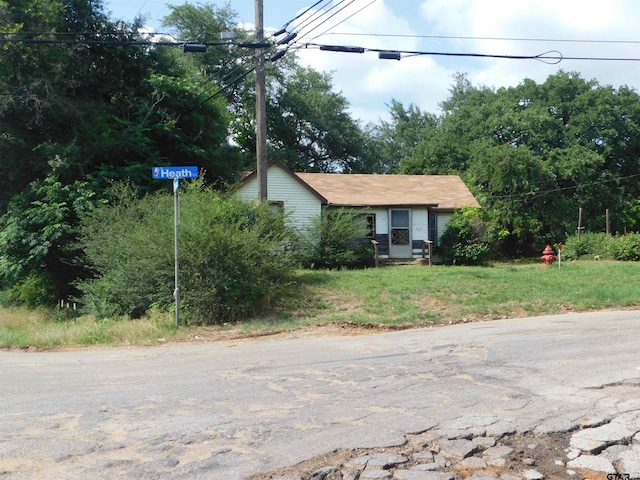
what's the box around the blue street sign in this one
[152,166,199,179]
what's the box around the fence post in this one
[371,240,379,268]
[425,240,433,266]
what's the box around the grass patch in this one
[2,260,640,349]
[281,261,640,326]
[0,307,180,349]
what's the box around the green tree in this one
[369,100,437,173]
[0,0,241,300]
[265,66,375,173]
[0,158,98,304]
[162,2,379,173]
[397,71,640,256]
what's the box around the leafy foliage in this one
[608,234,640,261]
[75,183,174,318]
[440,206,507,265]
[563,232,640,261]
[298,209,373,269]
[370,100,438,173]
[178,187,297,324]
[0,158,98,304]
[562,233,611,260]
[264,66,377,173]
[0,0,244,300]
[391,71,640,256]
[76,183,297,323]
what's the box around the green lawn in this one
[1,260,639,349]
[282,260,640,326]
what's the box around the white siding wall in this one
[236,165,322,230]
[437,212,454,243]
[368,208,387,235]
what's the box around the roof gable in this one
[239,160,328,204]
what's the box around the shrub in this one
[4,273,57,308]
[77,182,297,324]
[440,206,506,265]
[297,209,373,269]
[179,189,297,324]
[562,232,610,260]
[608,233,640,261]
[562,232,640,261]
[76,183,175,318]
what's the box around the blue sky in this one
[105,0,640,123]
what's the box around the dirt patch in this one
[172,321,414,345]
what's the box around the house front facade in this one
[236,160,480,260]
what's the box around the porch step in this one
[381,258,430,266]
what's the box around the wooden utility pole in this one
[577,207,584,238]
[255,0,267,202]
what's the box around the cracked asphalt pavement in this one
[1,310,639,479]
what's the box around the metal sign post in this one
[173,177,180,329]
[152,166,199,328]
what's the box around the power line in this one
[316,31,640,46]
[293,0,351,41]
[189,0,348,109]
[485,172,640,203]
[302,41,640,63]
[182,3,320,113]
[301,42,563,63]
[0,36,243,48]
[8,32,640,63]
[282,0,331,30]
[305,0,377,42]
[296,0,360,42]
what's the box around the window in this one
[428,211,438,247]
[358,213,376,238]
[268,201,284,214]
[366,214,376,238]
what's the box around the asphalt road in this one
[1,310,640,479]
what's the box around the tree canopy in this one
[391,71,640,256]
[0,0,377,303]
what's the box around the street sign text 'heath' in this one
[152,166,199,179]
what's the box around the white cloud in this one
[108,0,640,125]
[416,0,640,104]
[292,0,458,122]
[280,0,640,123]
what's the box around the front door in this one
[389,209,412,258]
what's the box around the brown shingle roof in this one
[295,172,480,210]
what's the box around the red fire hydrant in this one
[540,245,556,265]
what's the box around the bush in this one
[76,183,175,318]
[3,273,57,308]
[440,206,506,265]
[76,182,297,324]
[179,188,297,324]
[608,233,640,261]
[297,209,373,269]
[562,232,610,260]
[562,232,640,261]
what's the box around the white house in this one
[236,160,480,260]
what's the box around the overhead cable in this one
[318,31,640,46]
